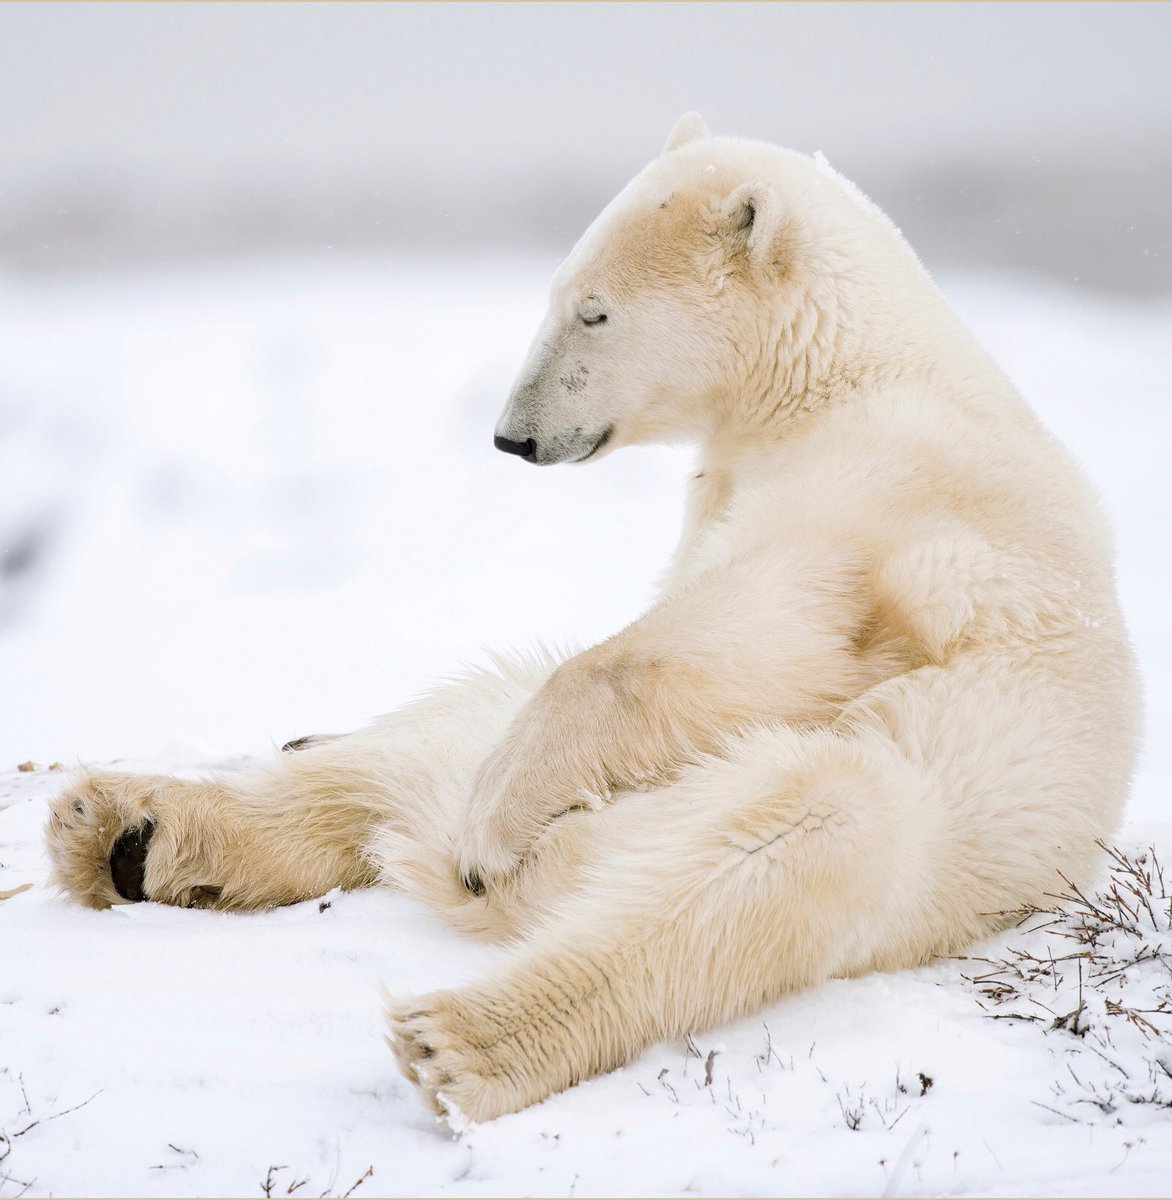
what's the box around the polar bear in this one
[46,114,1139,1123]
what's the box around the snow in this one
[1,255,1170,1195]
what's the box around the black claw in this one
[462,871,486,897]
[109,820,156,902]
[282,735,318,753]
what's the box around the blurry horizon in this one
[2,1,1170,293]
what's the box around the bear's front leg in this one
[454,547,879,893]
[455,647,689,892]
[455,656,612,891]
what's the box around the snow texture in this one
[1,257,1169,1196]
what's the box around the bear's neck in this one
[691,262,1029,513]
[707,260,1019,455]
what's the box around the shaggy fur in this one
[46,114,1140,1124]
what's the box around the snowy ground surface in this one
[1,256,1170,1196]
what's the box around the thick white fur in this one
[46,115,1139,1124]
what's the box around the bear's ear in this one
[662,111,710,156]
[721,181,782,265]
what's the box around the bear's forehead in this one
[548,141,836,300]
[554,211,701,295]
[553,165,734,291]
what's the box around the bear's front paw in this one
[455,750,612,895]
[453,771,530,897]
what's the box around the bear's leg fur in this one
[45,762,387,911]
[388,655,1128,1122]
[388,722,932,1122]
[45,653,558,914]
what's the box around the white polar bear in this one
[46,114,1140,1123]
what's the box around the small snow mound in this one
[436,1091,476,1136]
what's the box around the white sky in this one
[3,2,1169,184]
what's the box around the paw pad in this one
[109,820,156,901]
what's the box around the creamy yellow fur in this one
[46,114,1139,1125]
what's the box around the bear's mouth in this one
[573,425,614,464]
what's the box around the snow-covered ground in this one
[1,256,1169,1196]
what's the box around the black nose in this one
[494,434,538,462]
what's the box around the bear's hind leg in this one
[46,750,390,911]
[46,653,560,915]
[387,723,940,1122]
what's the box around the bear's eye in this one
[579,298,608,327]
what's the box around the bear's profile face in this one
[493,113,847,466]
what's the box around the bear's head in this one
[494,112,912,466]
